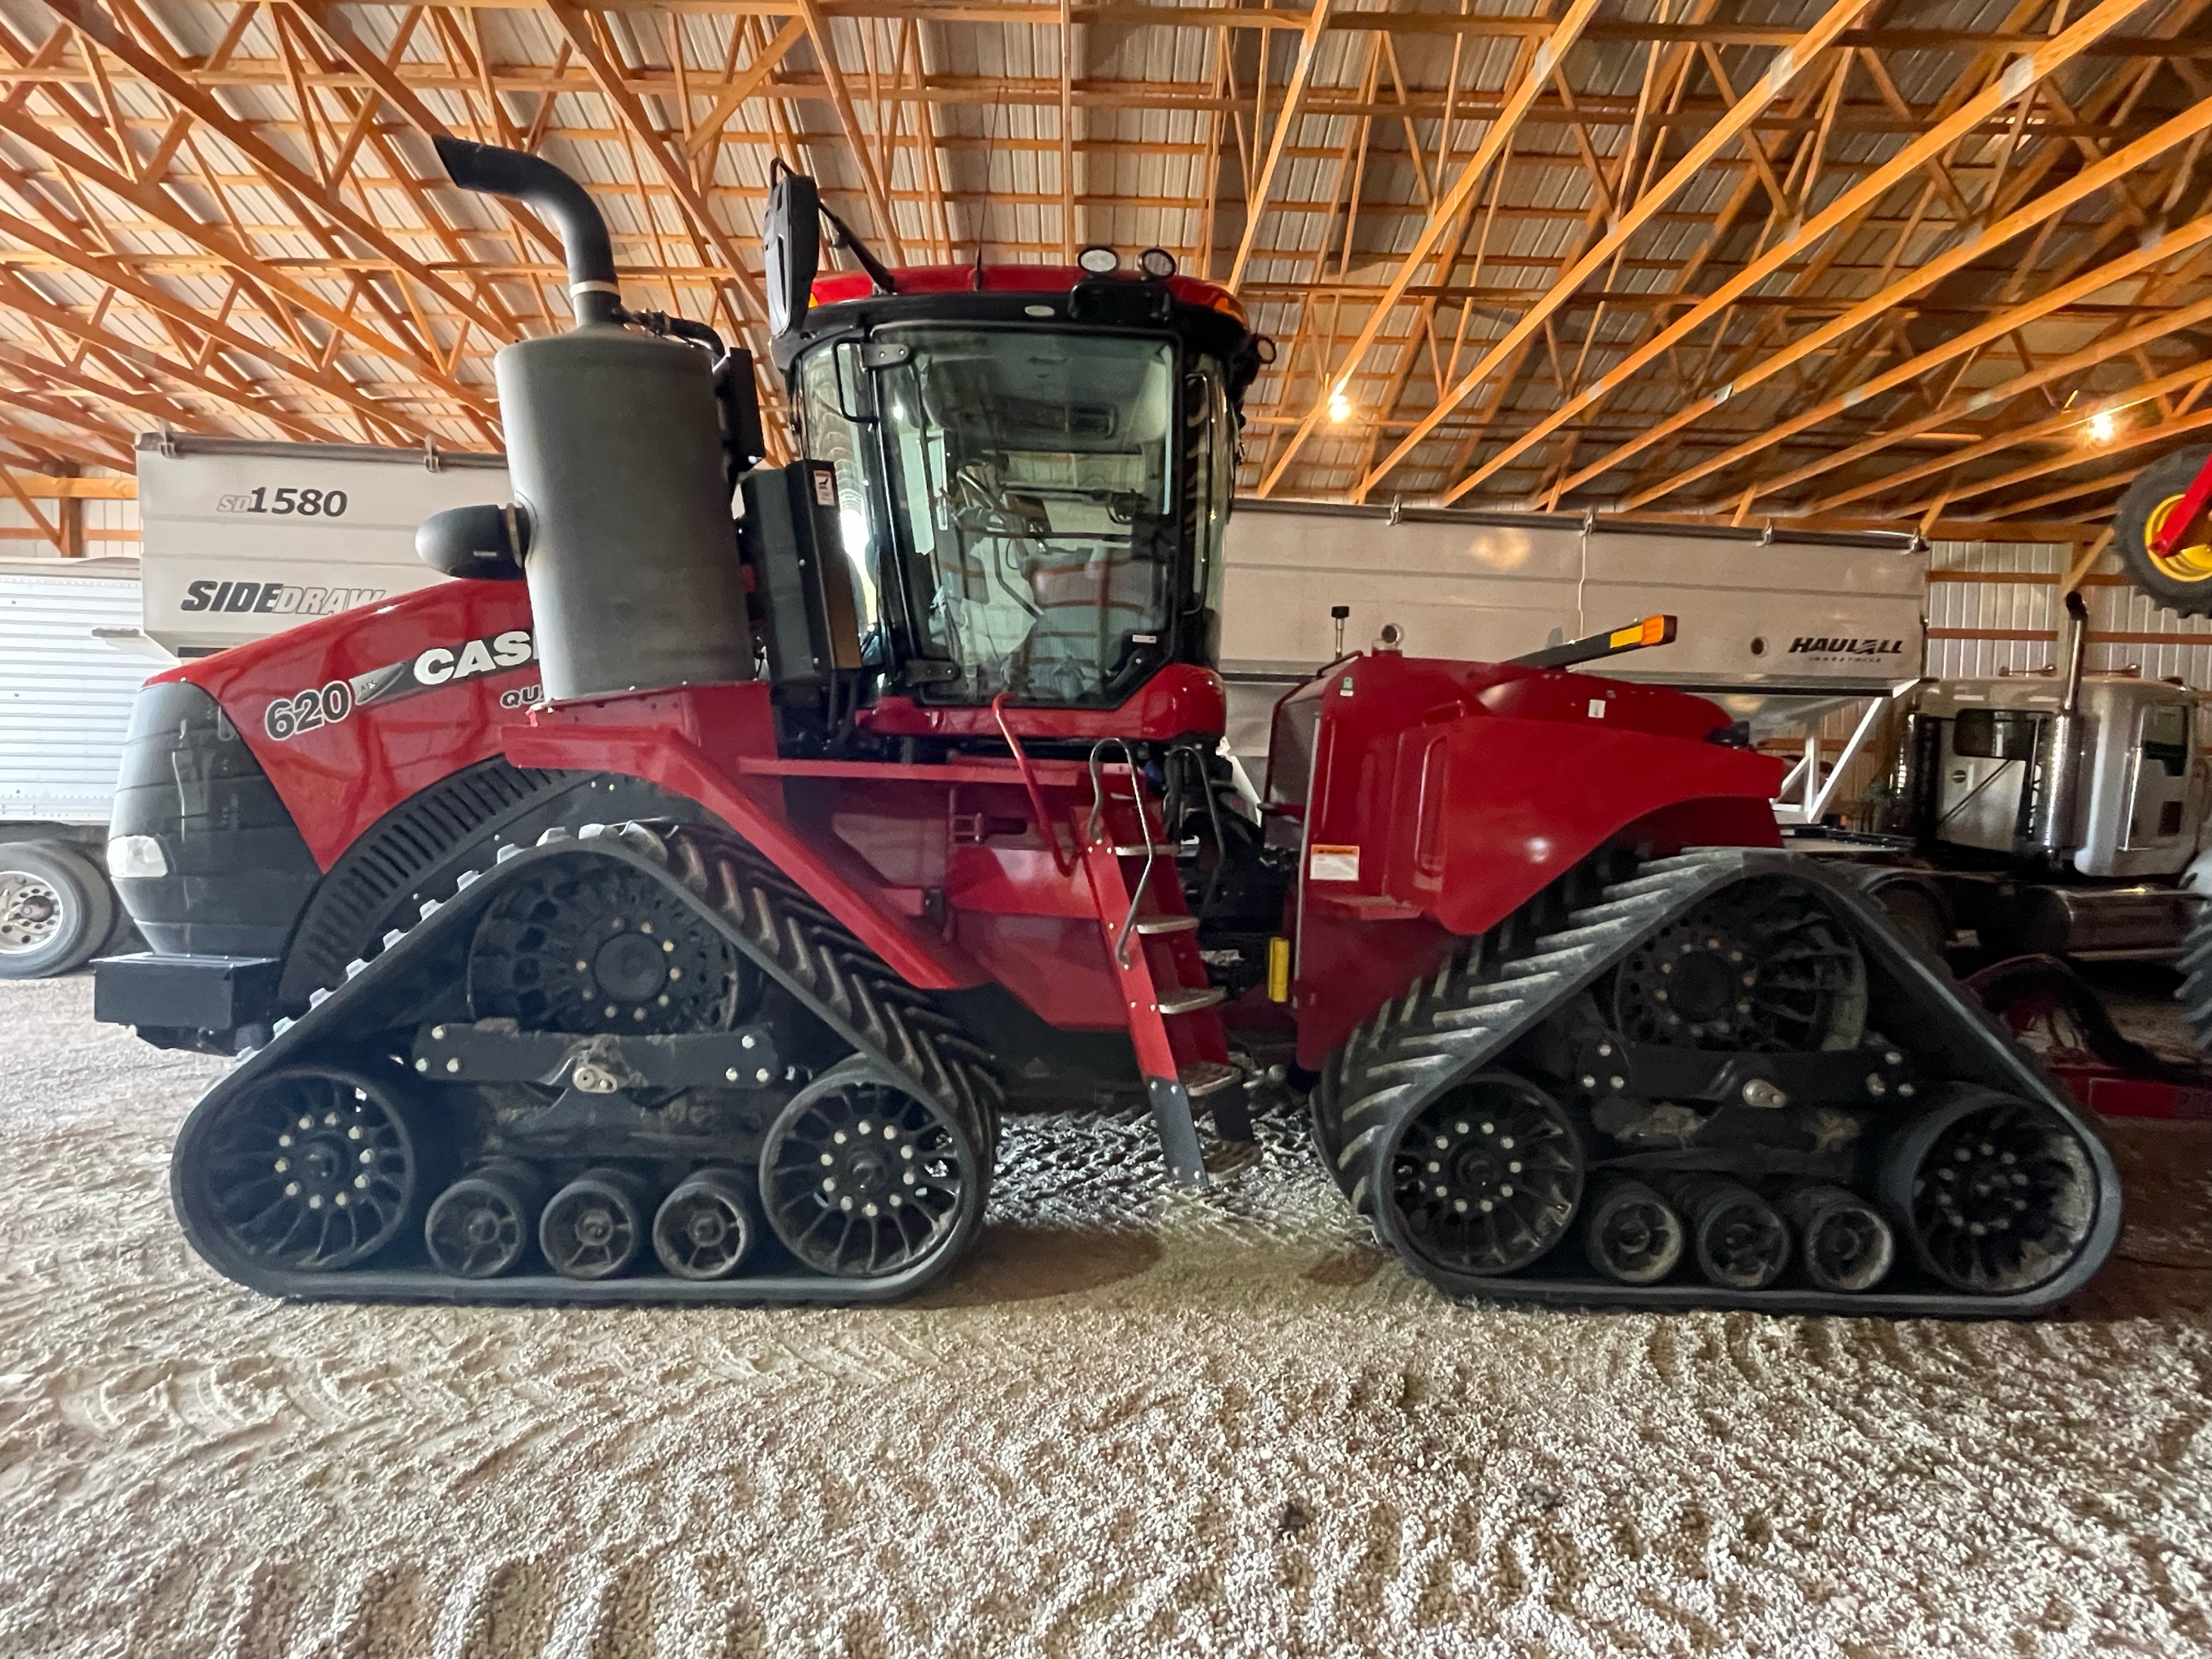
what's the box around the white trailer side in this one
[1219,499,1926,765]
[0,560,152,975]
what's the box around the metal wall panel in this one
[0,567,148,825]
[1926,539,2212,689]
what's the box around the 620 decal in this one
[215,486,351,517]
[259,629,536,743]
[264,681,354,741]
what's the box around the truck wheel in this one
[0,842,116,979]
[1873,881,1949,962]
[2113,446,2212,616]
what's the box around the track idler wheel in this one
[1583,1178,1686,1285]
[1386,1073,1584,1277]
[539,1166,651,1279]
[189,1065,423,1271]
[1613,880,1867,1052]
[1676,1177,1791,1290]
[425,1160,548,1278]
[1881,1087,2099,1295]
[1780,1181,1894,1293]
[760,1061,987,1281]
[652,1166,758,1280]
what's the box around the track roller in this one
[1582,1178,1686,1285]
[186,1064,424,1271]
[760,1059,987,1281]
[1779,1181,1894,1293]
[1881,1086,2099,1295]
[425,1160,549,1278]
[539,1166,652,1279]
[1675,1177,1791,1290]
[652,1166,758,1280]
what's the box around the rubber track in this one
[171,821,1001,1306]
[1316,847,2123,1317]
[654,822,1003,1154]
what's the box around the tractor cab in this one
[756,174,1266,745]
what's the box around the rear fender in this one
[1291,653,1785,1064]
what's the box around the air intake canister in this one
[495,324,756,700]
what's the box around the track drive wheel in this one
[652,1167,758,1280]
[1385,1073,1584,1278]
[186,1065,423,1271]
[1612,880,1866,1052]
[425,1160,547,1278]
[467,859,751,1034]
[1881,1087,2099,1294]
[760,1060,987,1282]
[540,1167,651,1279]
[2113,446,2212,616]
[1583,1178,1686,1285]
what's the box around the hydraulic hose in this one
[434,136,621,326]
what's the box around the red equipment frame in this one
[150,579,1790,1087]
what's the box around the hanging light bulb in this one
[2087,408,2117,444]
[1328,388,1352,424]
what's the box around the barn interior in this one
[2,1,2212,1653]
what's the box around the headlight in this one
[108,834,168,879]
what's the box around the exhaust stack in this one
[2031,589,2092,859]
[435,137,621,326]
[438,141,756,701]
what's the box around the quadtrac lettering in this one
[261,629,537,742]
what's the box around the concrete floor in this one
[2,974,2210,1657]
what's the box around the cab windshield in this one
[801,326,1188,705]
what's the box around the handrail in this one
[1088,736,1156,968]
[990,693,1075,876]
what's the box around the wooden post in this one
[57,467,83,558]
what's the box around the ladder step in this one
[1134,915,1200,935]
[1180,1060,1241,1098]
[1157,987,1228,1016]
[1112,842,1182,858]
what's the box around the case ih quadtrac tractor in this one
[96,141,2118,1315]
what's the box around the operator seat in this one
[1019,511,1170,702]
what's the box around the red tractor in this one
[96,142,2116,1314]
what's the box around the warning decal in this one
[1309,844,1360,882]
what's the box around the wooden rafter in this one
[1226,0,1334,292]
[0,0,2201,532]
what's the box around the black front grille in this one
[110,680,321,957]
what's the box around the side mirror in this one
[762,164,821,339]
[416,503,530,581]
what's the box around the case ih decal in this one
[263,629,536,741]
